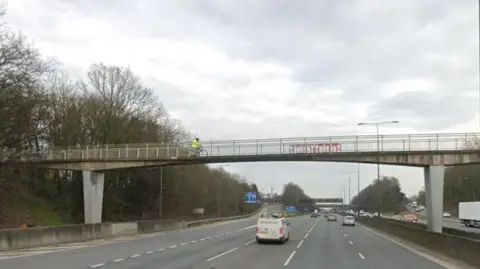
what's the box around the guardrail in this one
[186,206,264,228]
[357,217,480,267]
[0,208,263,251]
[5,132,480,161]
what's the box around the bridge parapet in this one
[4,132,480,162]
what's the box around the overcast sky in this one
[6,0,479,201]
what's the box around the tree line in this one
[0,9,260,228]
[351,176,407,213]
[414,164,480,216]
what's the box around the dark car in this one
[310,212,319,218]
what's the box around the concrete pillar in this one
[423,165,445,233]
[82,171,105,224]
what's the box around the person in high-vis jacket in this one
[191,138,201,151]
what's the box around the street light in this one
[217,164,230,217]
[357,121,399,183]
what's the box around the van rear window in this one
[259,220,279,224]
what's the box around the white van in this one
[256,217,290,244]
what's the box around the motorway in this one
[0,206,450,269]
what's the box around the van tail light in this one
[279,227,284,234]
[256,227,259,233]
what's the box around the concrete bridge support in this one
[423,165,445,233]
[82,171,105,224]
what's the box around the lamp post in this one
[217,164,230,217]
[357,121,399,182]
[159,131,182,219]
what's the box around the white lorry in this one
[459,201,480,228]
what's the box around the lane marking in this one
[340,229,344,232]
[344,234,347,237]
[146,251,154,254]
[304,233,309,238]
[284,250,296,266]
[90,263,105,268]
[180,242,189,246]
[191,240,197,243]
[113,258,124,262]
[206,247,238,262]
[359,253,365,259]
[130,254,140,258]
[245,239,256,245]
[206,236,212,240]
[297,240,304,248]
[168,245,178,249]
[349,240,354,245]
[156,248,165,252]
[200,238,206,241]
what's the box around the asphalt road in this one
[0,209,451,269]
[406,207,480,233]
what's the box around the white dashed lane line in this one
[244,239,256,246]
[206,247,238,262]
[84,224,256,269]
[359,253,365,260]
[349,240,354,245]
[296,240,304,248]
[284,251,296,266]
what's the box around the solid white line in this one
[90,263,105,268]
[206,247,238,262]
[146,251,154,254]
[297,240,304,248]
[130,254,140,258]
[156,248,165,252]
[284,251,296,266]
[168,245,178,249]
[349,241,354,245]
[113,258,124,262]
[245,239,256,245]
[359,253,365,260]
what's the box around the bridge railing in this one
[11,132,480,161]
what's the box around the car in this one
[443,212,451,218]
[342,215,355,226]
[310,212,319,218]
[327,214,337,221]
[256,216,290,244]
[403,214,418,223]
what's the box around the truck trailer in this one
[459,201,480,228]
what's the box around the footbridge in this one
[4,132,480,171]
[3,132,478,230]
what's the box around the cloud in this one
[5,0,478,197]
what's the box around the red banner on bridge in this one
[288,143,342,154]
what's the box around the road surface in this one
[406,207,480,233]
[0,209,451,269]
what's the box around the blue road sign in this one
[285,206,296,212]
[244,192,257,204]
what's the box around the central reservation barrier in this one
[357,217,480,267]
